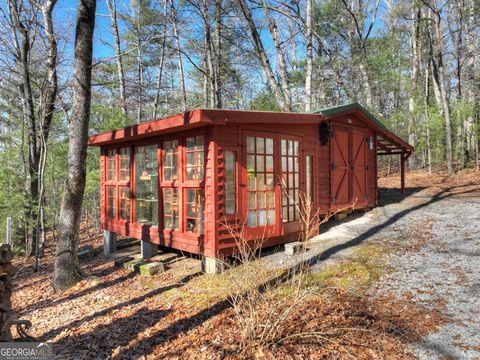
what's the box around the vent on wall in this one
[319,122,331,145]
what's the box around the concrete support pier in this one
[103,230,117,256]
[141,241,158,259]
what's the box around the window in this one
[185,136,204,181]
[107,186,116,219]
[119,187,130,220]
[134,145,159,226]
[119,147,130,181]
[106,149,116,182]
[163,140,178,181]
[185,188,204,234]
[281,139,300,222]
[305,155,313,202]
[225,151,236,215]
[246,136,275,227]
[163,188,179,229]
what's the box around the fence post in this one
[6,217,12,245]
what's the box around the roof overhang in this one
[88,109,324,147]
[88,103,414,158]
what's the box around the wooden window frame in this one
[224,149,238,216]
[280,136,302,223]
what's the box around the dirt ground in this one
[10,169,480,359]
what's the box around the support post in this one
[201,255,225,274]
[400,153,407,195]
[6,217,12,246]
[141,241,158,259]
[103,230,117,256]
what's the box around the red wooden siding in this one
[92,107,410,259]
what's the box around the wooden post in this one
[400,153,406,195]
[6,217,12,245]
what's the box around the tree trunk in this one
[428,6,454,175]
[465,0,476,165]
[408,7,421,169]
[238,0,290,111]
[304,0,313,111]
[152,0,168,119]
[7,0,40,257]
[170,0,187,111]
[261,0,291,110]
[53,0,96,291]
[36,0,59,262]
[215,0,222,108]
[135,1,143,123]
[106,0,128,118]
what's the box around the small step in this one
[284,241,304,256]
[139,262,165,276]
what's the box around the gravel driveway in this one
[265,174,480,359]
[370,186,480,359]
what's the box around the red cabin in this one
[88,103,413,272]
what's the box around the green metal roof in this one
[310,102,389,131]
[310,102,413,153]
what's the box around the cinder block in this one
[78,245,94,260]
[139,262,165,276]
[284,241,304,256]
[124,259,147,272]
[114,256,135,267]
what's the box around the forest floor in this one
[10,169,480,359]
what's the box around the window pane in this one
[185,188,204,234]
[225,151,236,214]
[266,138,273,154]
[186,136,205,181]
[106,149,116,182]
[107,186,116,219]
[266,156,274,172]
[163,140,178,181]
[247,211,256,227]
[119,147,130,181]
[281,139,300,222]
[256,137,264,154]
[163,188,178,229]
[135,146,158,226]
[119,187,130,220]
[246,136,255,153]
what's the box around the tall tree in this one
[53,0,96,291]
[106,0,128,117]
[425,1,454,175]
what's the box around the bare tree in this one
[170,0,187,111]
[106,0,128,118]
[53,0,96,291]
[304,0,313,111]
[408,6,421,169]
[238,0,291,111]
[425,1,454,175]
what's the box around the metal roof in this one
[311,102,413,156]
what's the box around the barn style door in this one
[330,126,369,209]
[351,129,368,207]
[331,127,351,208]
